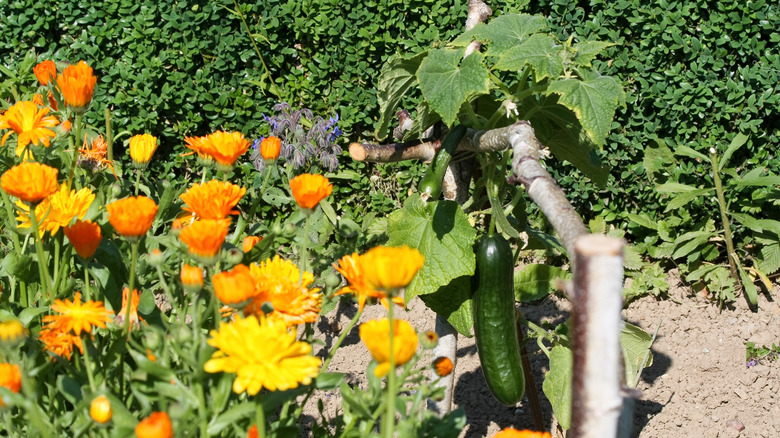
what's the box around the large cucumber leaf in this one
[375,51,427,140]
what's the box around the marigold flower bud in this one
[90,395,113,424]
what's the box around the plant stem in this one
[83,259,92,300]
[105,108,113,162]
[381,301,396,438]
[81,337,98,393]
[322,308,363,371]
[122,240,140,339]
[68,113,83,190]
[134,169,142,196]
[299,210,313,281]
[710,150,738,280]
[232,165,273,245]
[232,0,284,101]
[255,395,266,438]
[29,203,52,302]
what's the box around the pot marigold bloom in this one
[64,219,102,259]
[90,395,113,424]
[34,60,57,85]
[178,218,229,263]
[114,288,143,332]
[107,196,158,238]
[212,264,257,305]
[289,173,333,210]
[56,61,97,113]
[17,184,95,236]
[180,264,204,291]
[360,245,424,292]
[128,133,159,168]
[0,101,59,154]
[79,134,118,178]
[0,320,27,343]
[38,325,83,360]
[204,314,321,394]
[43,292,113,336]
[183,135,214,166]
[333,253,404,311]
[135,412,173,438]
[180,180,246,220]
[247,425,258,438]
[1,162,59,204]
[242,235,263,253]
[492,428,552,438]
[0,363,21,406]
[260,136,282,161]
[245,256,321,326]
[359,318,418,377]
[433,357,454,377]
[198,131,251,170]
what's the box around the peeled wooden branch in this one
[348,140,439,163]
[464,0,492,57]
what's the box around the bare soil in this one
[311,271,780,437]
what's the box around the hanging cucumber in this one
[417,124,468,200]
[472,234,525,405]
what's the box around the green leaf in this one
[386,195,477,302]
[547,73,624,147]
[543,345,572,430]
[623,245,644,271]
[452,13,548,57]
[730,213,780,235]
[733,255,758,308]
[626,213,659,231]
[207,403,255,435]
[620,322,654,387]
[419,276,473,336]
[663,188,714,212]
[401,100,442,141]
[571,41,615,67]
[672,233,714,259]
[674,146,708,161]
[57,375,83,405]
[642,138,676,182]
[759,243,780,275]
[719,133,749,170]
[315,372,345,390]
[416,48,491,126]
[734,170,780,187]
[375,51,427,140]
[494,34,563,80]
[514,264,570,302]
[656,182,705,193]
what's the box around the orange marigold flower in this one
[56,61,97,113]
[197,131,251,170]
[1,162,59,204]
[242,235,263,253]
[247,424,258,438]
[180,264,204,290]
[16,184,95,236]
[359,246,424,292]
[289,173,333,210]
[492,428,552,438]
[106,196,158,238]
[0,363,22,406]
[171,211,196,231]
[260,136,282,161]
[212,264,257,305]
[64,219,102,259]
[178,218,229,263]
[114,288,144,333]
[135,412,173,438]
[433,356,454,377]
[180,180,246,220]
[34,60,57,85]
[359,318,418,377]
[0,101,59,154]
[244,256,321,327]
[183,135,214,166]
[128,133,158,168]
[32,93,45,107]
[39,324,83,360]
[90,395,113,424]
[43,292,113,336]
[333,253,404,311]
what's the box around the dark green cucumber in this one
[417,124,468,200]
[472,234,525,405]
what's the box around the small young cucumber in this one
[472,234,525,405]
[417,124,468,200]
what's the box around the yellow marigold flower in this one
[333,253,405,312]
[359,318,418,377]
[43,292,113,336]
[242,235,263,253]
[106,196,158,238]
[260,136,282,161]
[1,162,59,204]
[245,256,321,327]
[180,264,204,291]
[128,133,158,168]
[204,314,321,394]
[492,428,552,438]
[90,395,113,424]
[212,264,257,305]
[56,61,97,113]
[0,320,27,343]
[16,184,95,236]
[433,356,454,377]
[114,288,143,333]
[197,131,250,170]
[360,245,424,292]
[180,180,246,220]
[0,363,21,407]
[64,219,102,259]
[38,324,83,360]
[0,101,59,154]
[178,218,229,263]
[34,60,57,85]
[289,173,333,210]
[135,411,173,438]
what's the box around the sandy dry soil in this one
[309,272,780,437]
